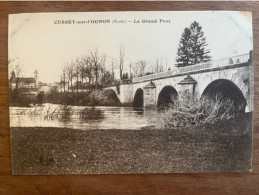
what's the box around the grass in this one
[10,112,252,175]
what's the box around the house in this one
[11,70,39,90]
[10,70,39,98]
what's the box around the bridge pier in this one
[104,84,134,106]
[178,75,198,103]
[119,84,133,106]
[143,81,156,108]
[107,51,253,111]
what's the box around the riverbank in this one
[10,113,252,175]
[48,89,121,106]
[10,89,121,107]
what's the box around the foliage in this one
[9,88,32,107]
[176,21,211,67]
[46,88,60,104]
[148,94,245,128]
[36,91,45,105]
[122,73,129,79]
[88,89,121,106]
[79,107,103,120]
[45,88,120,107]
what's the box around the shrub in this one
[27,104,73,121]
[46,88,60,104]
[79,107,103,120]
[148,94,245,128]
[36,91,45,105]
[57,105,73,120]
[88,89,120,106]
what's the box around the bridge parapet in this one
[132,53,250,83]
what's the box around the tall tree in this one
[90,49,105,90]
[138,60,147,76]
[74,58,80,93]
[176,21,211,67]
[62,65,67,92]
[132,61,140,78]
[176,28,192,67]
[189,21,211,65]
[78,57,85,92]
[111,59,115,81]
[118,44,125,80]
[66,63,74,92]
[8,59,23,102]
[82,55,93,92]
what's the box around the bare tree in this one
[8,59,24,103]
[65,62,74,92]
[111,59,115,81]
[62,65,67,92]
[147,61,156,74]
[156,58,159,73]
[82,55,93,92]
[129,62,133,79]
[101,56,106,86]
[138,60,147,76]
[74,58,81,93]
[63,63,69,92]
[59,74,64,93]
[79,57,86,92]
[116,44,125,80]
[157,57,166,72]
[131,60,148,77]
[132,62,140,78]
[90,49,105,90]
[10,60,24,92]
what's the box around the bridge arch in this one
[201,79,247,113]
[104,87,120,99]
[157,85,178,108]
[133,88,144,108]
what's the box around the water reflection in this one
[133,107,144,115]
[10,103,151,130]
[79,107,104,121]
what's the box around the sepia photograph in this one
[8,11,254,175]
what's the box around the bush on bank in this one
[148,94,246,128]
[46,89,120,106]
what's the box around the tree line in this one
[60,49,115,93]
[59,45,173,93]
[9,20,212,104]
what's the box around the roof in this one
[11,77,35,83]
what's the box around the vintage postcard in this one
[8,11,253,175]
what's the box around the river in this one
[9,103,156,130]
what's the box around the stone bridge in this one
[105,51,254,112]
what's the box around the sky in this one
[8,11,253,83]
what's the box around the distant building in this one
[10,70,39,98]
[39,82,60,93]
[11,70,39,90]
